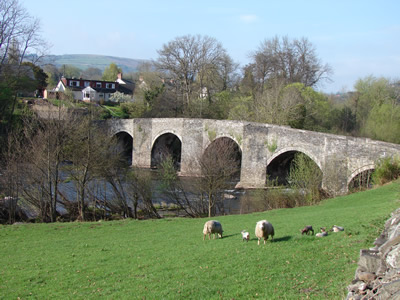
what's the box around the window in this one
[106,83,115,89]
[69,80,79,87]
[84,92,90,98]
[96,82,102,88]
[99,94,104,98]
[84,81,90,87]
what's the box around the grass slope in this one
[0,182,399,299]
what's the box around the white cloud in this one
[239,15,258,23]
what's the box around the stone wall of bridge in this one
[107,118,400,195]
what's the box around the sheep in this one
[301,225,314,235]
[203,220,223,240]
[316,227,328,237]
[331,225,344,232]
[255,220,274,245]
[241,230,250,242]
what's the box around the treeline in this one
[113,35,400,144]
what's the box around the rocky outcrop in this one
[346,208,400,299]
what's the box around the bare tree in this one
[18,107,73,222]
[62,110,110,221]
[200,138,241,217]
[250,36,332,92]
[155,34,232,114]
[0,0,49,132]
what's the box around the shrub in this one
[372,156,400,185]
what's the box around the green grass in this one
[0,182,399,299]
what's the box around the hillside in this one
[0,181,399,299]
[40,54,149,73]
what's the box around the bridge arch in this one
[202,136,242,181]
[266,147,322,185]
[204,133,243,154]
[347,164,375,191]
[113,131,133,165]
[151,132,182,170]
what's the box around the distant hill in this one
[39,54,150,73]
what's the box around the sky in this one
[22,0,400,93]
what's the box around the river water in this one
[56,169,250,217]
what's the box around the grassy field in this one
[0,182,399,299]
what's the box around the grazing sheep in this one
[241,230,250,242]
[301,225,314,235]
[331,225,344,232]
[316,227,328,237]
[255,220,274,245]
[203,220,223,240]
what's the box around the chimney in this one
[117,72,122,80]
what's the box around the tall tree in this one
[102,63,122,81]
[250,36,332,92]
[354,76,400,143]
[155,34,232,114]
[21,108,72,222]
[0,0,48,132]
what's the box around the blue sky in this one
[22,0,400,93]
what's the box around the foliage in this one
[119,101,148,118]
[353,76,400,143]
[288,153,323,204]
[0,182,399,299]
[61,64,82,78]
[109,91,133,103]
[372,156,400,186]
[102,63,122,81]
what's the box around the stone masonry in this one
[106,118,400,196]
[346,208,400,299]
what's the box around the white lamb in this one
[203,220,223,240]
[241,230,250,242]
[255,220,274,245]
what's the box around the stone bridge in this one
[106,118,400,195]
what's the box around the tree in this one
[61,64,81,78]
[159,138,240,218]
[155,34,232,115]
[81,67,102,80]
[288,153,323,204]
[20,108,73,222]
[0,0,47,70]
[0,0,48,131]
[43,64,62,88]
[63,110,112,221]
[353,76,400,143]
[199,138,241,217]
[102,63,122,81]
[250,36,332,92]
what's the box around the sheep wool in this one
[255,220,274,245]
[203,220,223,240]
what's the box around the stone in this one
[357,271,377,282]
[358,250,381,273]
[380,235,400,257]
[378,279,400,300]
[386,243,400,269]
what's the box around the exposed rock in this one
[346,208,400,300]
